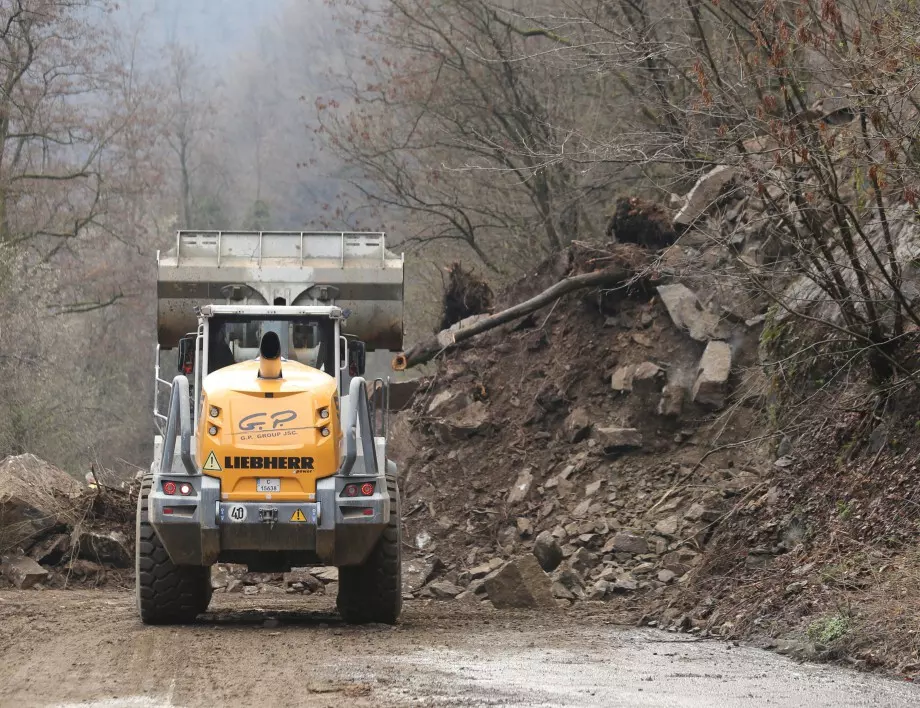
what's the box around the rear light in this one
[342,482,375,498]
[318,407,330,419]
[362,508,374,516]
[163,481,177,495]
[179,483,193,496]
[320,426,330,437]
[208,425,219,436]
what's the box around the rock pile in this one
[209,564,339,596]
[394,239,764,616]
[0,454,135,589]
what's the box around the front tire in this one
[136,474,211,625]
[337,474,402,624]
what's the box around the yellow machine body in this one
[196,359,342,502]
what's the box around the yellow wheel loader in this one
[137,231,404,624]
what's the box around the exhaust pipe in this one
[258,331,283,379]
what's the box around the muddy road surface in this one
[0,589,916,707]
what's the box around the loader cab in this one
[177,305,347,421]
[156,304,374,438]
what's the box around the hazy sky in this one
[120,0,287,60]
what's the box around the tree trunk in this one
[393,265,633,369]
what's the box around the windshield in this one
[207,315,336,374]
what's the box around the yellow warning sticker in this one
[203,451,222,472]
[290,509,307,523]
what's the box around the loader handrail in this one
[339,376,378,477]
[160,375,197,476]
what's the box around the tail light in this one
[163,481,194,496]
[342,482,375,498]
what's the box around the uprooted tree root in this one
[606,197,677,250]
[440,262,494,331]
[395,244,651,369]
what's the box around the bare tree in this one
[321,0,620,272]
[163,43,214,228]
[0,1,167,470]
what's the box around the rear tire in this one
[337,474,402,624]
[136,474,211,625]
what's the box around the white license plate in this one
[257,478,281,493]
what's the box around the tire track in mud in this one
[1,590,917,708]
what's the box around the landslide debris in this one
[396,151,920,678]
[393,239,764,616]
[0,454,136,589]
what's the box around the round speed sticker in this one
[227,505,247,522]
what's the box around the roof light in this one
[319,407,330,419]
[320,426,330,437]
[209,406,220,418]
[208,425,218,436]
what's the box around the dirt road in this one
[0,589,916,707]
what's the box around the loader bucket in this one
[156,231,404,351]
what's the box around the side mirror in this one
[177,336,195,375]
[348,340,367,377]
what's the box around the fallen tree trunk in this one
[393,265,634,370]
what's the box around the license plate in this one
[257,478,281,493]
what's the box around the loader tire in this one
[136,474,211,625]
[337,474,402,625]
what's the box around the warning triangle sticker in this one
[290,509,307,523]
[203,451,222,472]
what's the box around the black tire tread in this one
[336,474,402,624]
[136,474,211,625]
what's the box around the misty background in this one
[0,0,392,477]
[119,0,367,230]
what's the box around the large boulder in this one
[426,580,462,600]
[595,427,642,453]
[484,555,557,609]
[562,407,592,443]
[507,468,534,506]
[283,568,324,594]
[610,532,648,555]
[673,165,737,230]
[427,389,470,417]
[432,402,491,442]
[403,555,443,594]
[631,362,666,396]
[656,284,729,342]
[0,454,84,552]
[610,365,635,393]
[532,530,563,572]
[72,528,132,568]
[692,341,732,409]
[28,533,70,565]
[1,555,49,588]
